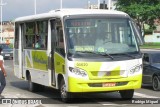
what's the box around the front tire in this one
[119,89,134,100]
[152,76,160,91]
[60,79,73,103]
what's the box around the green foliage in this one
[9,43,13,48]
[116,0,160,31]
[140,42,160,49]
[144,42,160,45]
[144,29,153,35]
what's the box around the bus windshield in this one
[65,17,139,56]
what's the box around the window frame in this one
[24,20,48,50]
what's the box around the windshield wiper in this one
[100,53,114,60]
[117,53,136,59]
[75,51,114,60]
[76,51,98,54]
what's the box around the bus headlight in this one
[129,65,142,74]
[69,67,87,77]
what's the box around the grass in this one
[140,43,160,49]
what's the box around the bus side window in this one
[143,54,149,65]
[24,35,34,48]
[56,27,65,56]
[25,22,35,49]
[51,19,65,56]
[14,23,19,49]
[59,29,64,48]
[56,20,65,56]
[35,20,48,49]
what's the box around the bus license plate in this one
[103,82,116,87]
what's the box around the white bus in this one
[14,9,144,102]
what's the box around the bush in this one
[9,43,13,48]
[140,42,160,49]
[144,42,160,45]
[144,29,153,35]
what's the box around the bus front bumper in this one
[68,74,142,92]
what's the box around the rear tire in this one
[119,89,134,100]
[28,74,38,92]
[60,79,73,103]
[152,76,160,91]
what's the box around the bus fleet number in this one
[76,63,88,66]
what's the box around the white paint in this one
[134,92,159,98]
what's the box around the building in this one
[0,21,14,44]
[87,0,117,10]
[112,0,117,10]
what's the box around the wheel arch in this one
[152,73,160,91]
[152,73,159,82]
[26,70,30,80]
[57,74,64,89]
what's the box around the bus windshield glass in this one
[65,17,139,56]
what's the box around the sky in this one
[2,0,105,21]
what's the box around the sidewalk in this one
[140,48,160,51]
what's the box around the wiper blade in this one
[75,51,114,60]
[100,53,114,60]
[124,53,136,59]
[118,53,136,59]
[76,51,98,54]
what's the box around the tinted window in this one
[14,23,19,49]
[143,53,149,64]
[151,53,160,63]
[24,21,48,49]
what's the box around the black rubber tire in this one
[119,89,134,100]
[152,76,160,91]
[60,79,73,103]
[28,74,38,92]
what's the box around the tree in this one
[115,0,160,37]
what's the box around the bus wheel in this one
[152,76,160,91]
[119,89,134,100]
[60,79,73,103]
[28,74,38,92]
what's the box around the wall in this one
[0,21,14,44]
[144,33,160,43]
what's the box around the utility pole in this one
[60,0,62,9]
[0,0,6,43]
[97,0,100,9]
[108,0,111,10]
[103,0,105,9]
[34,0,37,14]
[88,0,90,9]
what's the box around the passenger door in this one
[14,23,25,79]
[21,23,25,78]
[50,19,57,86]
[50,19,65,86]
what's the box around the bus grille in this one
[89,70,126,79]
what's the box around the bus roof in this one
[15,8,129,22]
